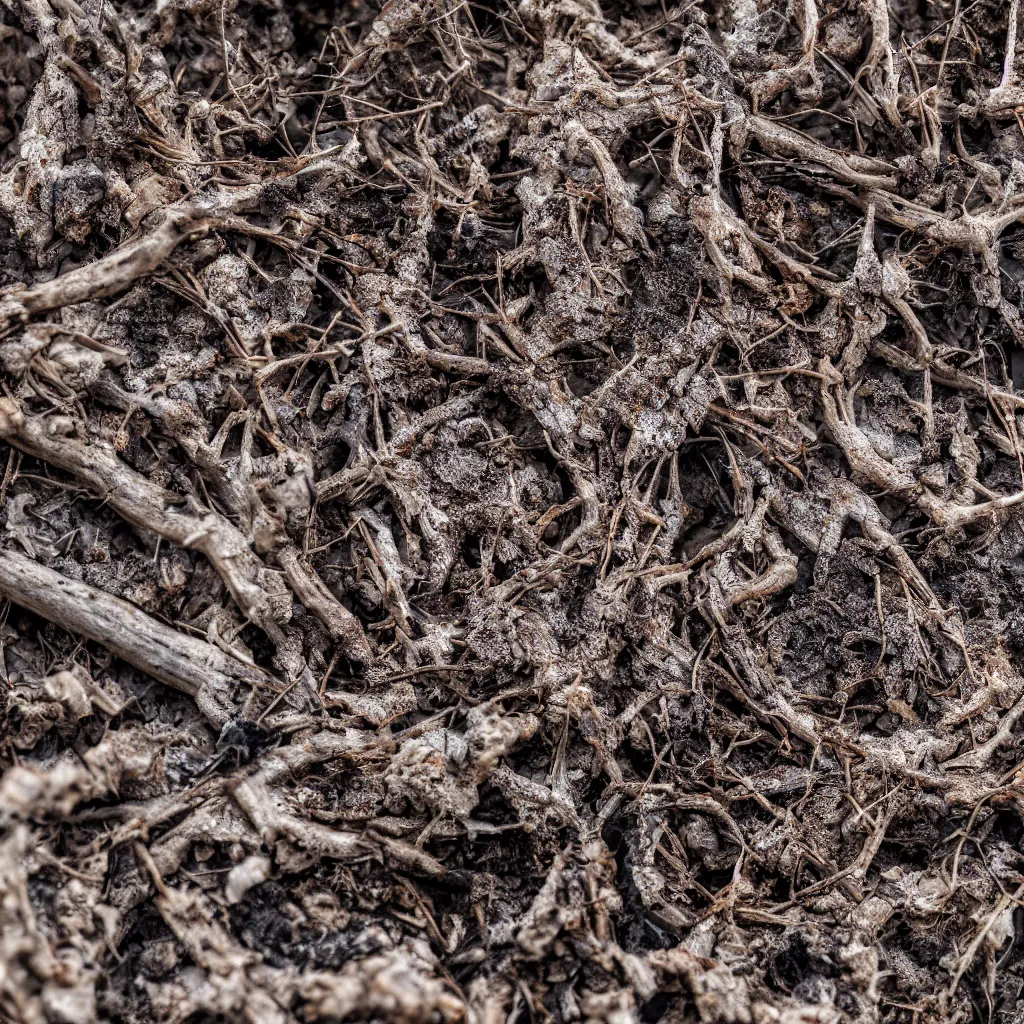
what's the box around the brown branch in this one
[0,398,289,645]
[0,180,304,326]
[0,549,276,726]
[275,545,373,662]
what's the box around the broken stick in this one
[0,549,277,726]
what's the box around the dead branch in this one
[0,549,273,725]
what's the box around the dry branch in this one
[0,550,273,726]
[0,0,1020,1020]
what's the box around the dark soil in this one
[0,1,1023,1022]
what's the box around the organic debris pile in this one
[6,0,1024,1021]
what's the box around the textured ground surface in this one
[1,0,1024,1022]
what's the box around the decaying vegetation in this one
[3,0,1024,1020]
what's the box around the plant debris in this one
[2,0,1024,1021]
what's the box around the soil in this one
[0,0,1023,1022]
